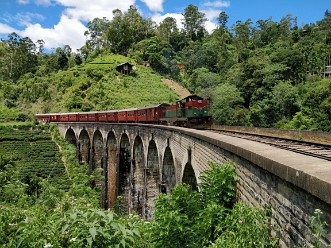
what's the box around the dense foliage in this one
[0,123,146,247]
[150,162,278,247]
[0,5,331,131]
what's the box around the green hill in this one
[1,53,179,120]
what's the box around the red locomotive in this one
[36,95,212,129]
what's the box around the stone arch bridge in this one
[56,123,331,247]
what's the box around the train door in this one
[176,101,185,118]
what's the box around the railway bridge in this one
[56,122,331,247]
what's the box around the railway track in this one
[210,129,331,161]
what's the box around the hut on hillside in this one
[116,62,133,75]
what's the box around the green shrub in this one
[150,161,278,247]
[210,202,278,247]
[199,161,237,208]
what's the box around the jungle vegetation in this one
[0,4,330,131]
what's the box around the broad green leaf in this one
[89,227,97,240]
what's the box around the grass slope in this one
[13,53,179,116]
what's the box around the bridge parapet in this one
[56,123,331,247]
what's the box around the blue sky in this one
[0,0,330,51]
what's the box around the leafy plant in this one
[199,161,237,207]
[152,184,204,247]
[310,209,331,248]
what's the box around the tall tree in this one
[84,17,110,53]
[182,4,207,41]
[157,17,179,44]
[106,6,155,54]
[217,11,229,32]
[2,33,38,82]
[56,47,68,70]
[232,19,253,62]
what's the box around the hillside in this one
[161,78,191,99]
[0,53,179,120]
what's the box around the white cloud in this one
[20,15,87,51]
[54,0,135,21]
[140,0,163,12]
[0,23,18,34]
[17,0,29,4]
[205,20,217,33]
[202,8,221,22]
[152,12,217,34]
[4,1,136,51]
[15,12,45,26]
[203,1,230,8]
[35,0,52,6]
[152,12,184,29]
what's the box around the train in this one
[35,95,212,129]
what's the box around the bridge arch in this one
[106,131,117,208]
[65,128,76,145]
[162,146,176,194]
[145,139,160,218]
[118,133,131,212]
[78,129,90,164]
[92,130,103,171]
[182,162,198,191]
[132,136,145,216]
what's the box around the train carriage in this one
[78,113,88,122]
[126,108,138,122]
[97,111,108,122]
[51,114,59,122]
[35,113,52,122]
[59,113,69,122]
[87,112,98,122]
[117,111,126,122]
[137,108,147,122]
[106,110,118,122]
[137,104,169,123]
[68,113,78,122]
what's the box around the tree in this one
[182,4,207,41]
[179,40,218,73]
[269,81,299,120]
[56,48,68,70]
[74,54,83,65]
[217,11,229,31]
[132,37,179,78]
[232,19,253,62]
[158,17,179,43]
[189,68,220,93]
[63,45,72,57]
[211,83,247,125]
[270,44,306,84]
[36,39,45,55]
[2,33,38,82]
[84,17,110,53]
